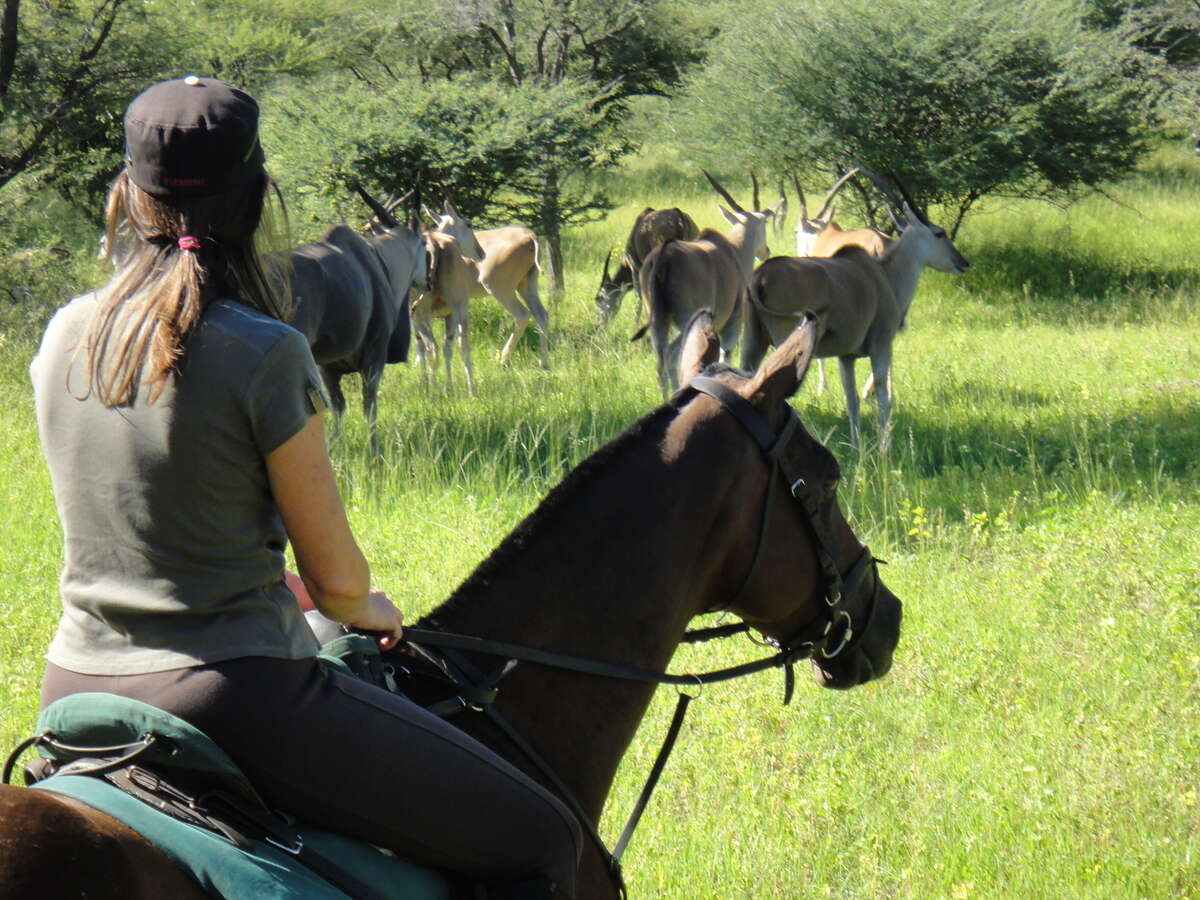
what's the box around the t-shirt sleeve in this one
[246,328,328,455]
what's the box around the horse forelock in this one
[422,404,680,625]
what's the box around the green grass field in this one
[1,146,1197,898]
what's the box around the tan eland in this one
[742,169,969,450]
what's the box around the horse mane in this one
[421,404,679,624]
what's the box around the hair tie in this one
[177,236,201,251]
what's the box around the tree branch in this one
[0,0,127,190]
[536,24,550,79]
[479,22,523,85]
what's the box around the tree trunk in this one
[537,163,564,303]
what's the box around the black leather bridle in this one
[680,375,884,673]
[399,374,886,896]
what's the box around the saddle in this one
[10,630,458,900]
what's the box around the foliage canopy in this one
[266,73,626,237]
[677,0,1160,234]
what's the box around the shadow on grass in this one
[928,380,1050,411]
[815,385,1200,485]
[961,243,1198,324]
[361,368,1197,511]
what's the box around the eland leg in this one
[869,346,894,452]
[717,301,742,365]
[861,368,893,401]
[321,368,346,443]
[412,301,438,391]
[361,367,382,456]
[440,318,455,391]
[486,281,535,367]
[518,272,551,368]
[455,311,476,398]
[739,306,770,373]
[838,356,862,450]
[650,318,672,402]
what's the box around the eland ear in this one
[718,205,739,226]
[746,313,819,407]
[677,309,721,384]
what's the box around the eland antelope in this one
[633,171,775,400]
[426,201,550,367]
[742,169,969,450]
[794,169,893,258]
[594,207,699,326]
[410,229,479,395]
[794,169,895,395]
[287,186,426,454]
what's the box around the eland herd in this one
[295,166,967,452]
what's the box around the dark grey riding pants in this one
[42,657,581,895]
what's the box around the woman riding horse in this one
[29,76,579,897]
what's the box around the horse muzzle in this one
[811,581,901,690]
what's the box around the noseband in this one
[680,376,883,666]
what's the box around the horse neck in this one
[426,410,743,820]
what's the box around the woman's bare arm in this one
[267,414,403,647]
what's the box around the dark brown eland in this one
[594,207,700,326]
[633,172,779,400]
[742,168,970,450]
[426,200,550,368]
[286,186,427,453]
[0,311,902,900]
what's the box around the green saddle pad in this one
[32,692,453,900]
[34,776,452,899]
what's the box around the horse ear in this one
[746,313,819,406]
[677,309,721,384]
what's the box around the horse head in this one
[671,311,902,689]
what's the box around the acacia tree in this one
[1084,0,1200,130]
[265,73,621,238]
[0,0,151,199]
[328,0,710,292]
[678,0,1159,236]
[0,0,338,216]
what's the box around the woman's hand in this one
[346,588,405,650]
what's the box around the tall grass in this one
[1,143,1197,897]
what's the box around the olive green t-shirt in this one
[31,295,323,674]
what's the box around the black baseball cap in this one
[124,76,266,199]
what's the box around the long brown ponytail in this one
[83,170,291,407]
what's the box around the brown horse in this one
[0,312,901,899]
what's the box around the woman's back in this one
[32,295,320,674]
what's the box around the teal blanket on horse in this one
[29,686,454,899]
[34,776,451,899]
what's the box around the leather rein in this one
[397,375,884,897]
